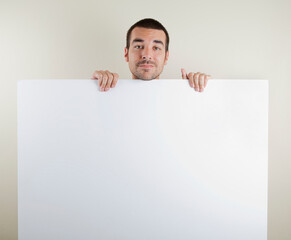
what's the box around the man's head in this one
[124,18,170,80]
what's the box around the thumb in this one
[181,68,187,79]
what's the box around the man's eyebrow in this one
[132,38,164,46]
[153,40,164,46]
[132,38,144,44]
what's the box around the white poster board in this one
[18,79,268,240]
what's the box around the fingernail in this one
[105,88,109,91]
[100,88,104,91]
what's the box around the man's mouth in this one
[139,64,154,68]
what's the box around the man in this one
[92,18,211,92]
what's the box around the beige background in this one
[0,0,290,239]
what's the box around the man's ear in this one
[124,47,129,62]
[164,51,169,65]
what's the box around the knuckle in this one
[94,71,100,78]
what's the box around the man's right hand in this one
[91,70,119,92]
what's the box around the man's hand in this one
[181,68,211,92]
[91,70,119,92]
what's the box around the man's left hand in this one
[181,68,211,92]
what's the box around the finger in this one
[100,71,108,91]
[181,68,187,79]
[199,74,206,92]
[94,71,104,90]
[204,75,211,88]
[104,71,113,91]
[95,71,103,87]
[187,72,194,88]
[111,73,119,88]
[193,73,199,91]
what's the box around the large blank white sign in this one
[18,79,268,240]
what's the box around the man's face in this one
[124,27,169,80]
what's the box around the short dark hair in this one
[126,18,170,52]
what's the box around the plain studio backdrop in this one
[0,0,290,239]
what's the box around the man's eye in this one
[154,47,160,50]
[135,45,142,49]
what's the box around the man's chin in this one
[131,68,162,80]
[136,72,159,80]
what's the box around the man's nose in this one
[141,48,152,60]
